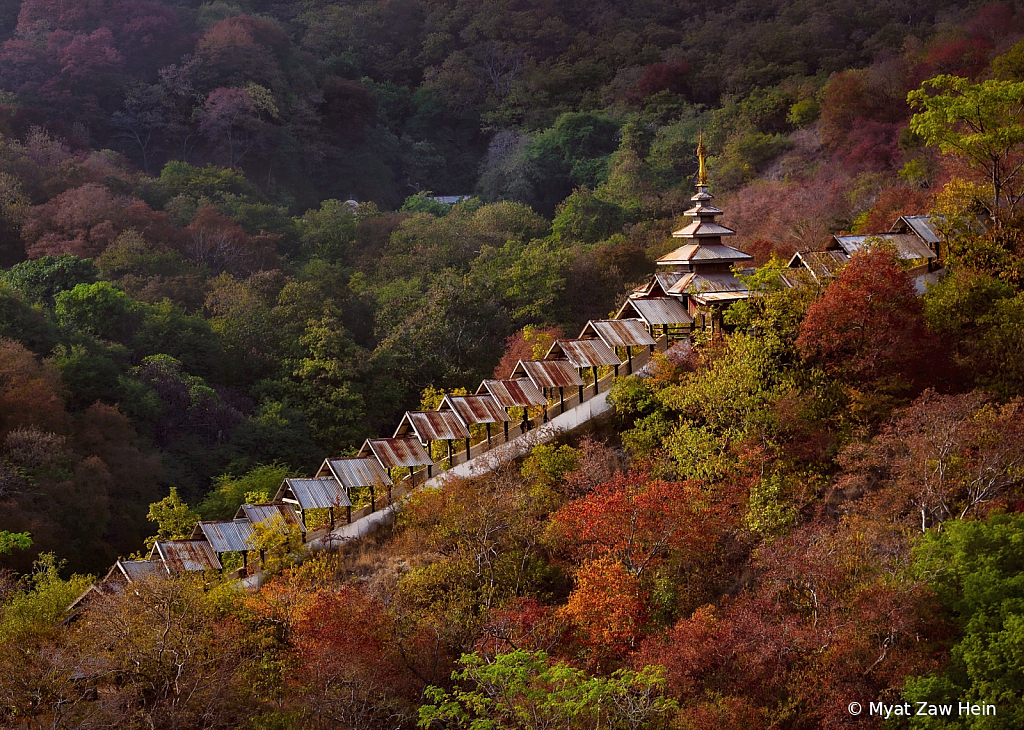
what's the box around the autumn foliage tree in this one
[796,246,936,387]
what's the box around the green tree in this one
[901,513,1024,729]
[0,531,31,555]
[0,255,98,305]
[199,463,293,520]
[419,650,677,730]
[146,487,200,548]
[54,281,140,342]
[908,75,1024,224]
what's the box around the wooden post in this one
[559,386,565,413]
[592,366,599,393]
[504,415,509,441]
[614,362,619,377]
[370,485,376,512]
[486,422,491,446]
[465,438,471,460]
[410,465,415,487]
[627,346,633,374]
[346,505,351,523]
[522,409,529,432]
[243,552,248,570]
[447,440,453,467]
[578,384,584,402]
[329,507,335,529]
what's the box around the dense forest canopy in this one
[3,0,1024,727]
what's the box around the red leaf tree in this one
[795,246,935,386]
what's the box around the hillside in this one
[1,0,1024,728]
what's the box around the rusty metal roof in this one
[580,319,658,348]
[616,297,694,326]
[830,233,936,261]
[891,215,942,245]
[117,559,165,582]
[192,519,256,553]
[788,250,848,283]
[358,437,433,468]
[151,540,222,573]
[692,291,749,303]
[440,394,511,425]
[276,477,353,510]
[236,502,305,532]
[511,359,585,388]
[319,457,392,489]
[394,410,471,441]
[545,339,621,368]
[667,271,749,295]
[477,379,547,408]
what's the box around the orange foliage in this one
[552,471,721,576]
[559,557,647,663]
[0,337,67,438]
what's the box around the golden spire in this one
[696,130,708,186]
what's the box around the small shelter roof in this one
[476,379,547,408]
[275,477,353,510]
[657,242,751,265]
[579,319,658,348]
[787,250,848,283]
[235,502,305,532]
[891,214,942,245]
[318,456,392,489]
[439,394,511,425]
[633,272,683,297]
[117,559,166,582]
[192,519,256,553]
[545,339,621,368]
[394,410,471,442]
[667,271,749,296]
[615,297,694,326]
[358,437,433,468]
[151,539,222,573]
[510,359,585,389]
[829,233,936,261]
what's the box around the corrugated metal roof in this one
[580,319,658,348]
[667,271,749,295]
[616,297,694,325]
[788,250,848,282]
[440,394,511,424]
[892,215,942,244]
[632,272,682,297]
[658,242,751,264]
[395,410,472,441]
[237,502,305,532]
[118,559,165,582]
[693,291,749,303]
[830,233,936,260]
[152,540,222,573]
[358,437,433,468]
[193,519,256,553]
[321,457,392,489]
[276,477,352,510]
[545,339,622,368]
[477,379,547,408]
[670,221,737,238]
[511,359,585,388]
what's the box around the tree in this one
[902,513,1024,730]
[908,75,1024,224]
[145,487,199,548]
[551,473,719,578]
[419,650,677,730]
[0,254,98,304]
[796,246,936,388]
[559,558,648,664]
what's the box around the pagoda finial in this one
[696,129,708,186]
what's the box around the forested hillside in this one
[3,0,1024,727]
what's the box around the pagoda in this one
[618,134,752,335]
